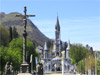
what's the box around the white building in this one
[41,16,74,73]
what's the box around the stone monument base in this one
[20,63,29,73]
[17,73,32,75]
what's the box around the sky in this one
[0,0,100,51]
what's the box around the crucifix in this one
[16,6,35,73]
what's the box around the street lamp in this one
[89,55,91,75]
[61,51,65,75]
[54,64,57,72]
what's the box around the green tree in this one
[0,46,10,74]
[84,56,95,74]
[70,44,88,64]
[77,60,85,73]
[0,25,10,46]
[8,38,38,70]
[0,38,38,73]
[97,54,100,75]
[12,26,19,38]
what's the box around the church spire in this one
[44,41,49,58]
[55,16,60,31]
[54,16,61,57]
[67,40,70,50]
[44,41,48,51]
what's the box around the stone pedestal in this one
[20,63,29,73]
[17,63,32,75]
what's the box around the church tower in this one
[53,16,61,56]
[44,41,49,58]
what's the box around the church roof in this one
[44,41,48,51]
[55,16,60,31]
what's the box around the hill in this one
[0,12,51,46]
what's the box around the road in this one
[44,73,77,75]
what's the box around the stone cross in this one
[16,6,35,63]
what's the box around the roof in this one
[44,41,48,51]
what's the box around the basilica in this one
[40,16,74,73]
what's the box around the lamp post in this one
[54,64,57,72]
[88,56,91,75]
[61,51,65,75]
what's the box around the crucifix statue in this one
[16,6,35,73]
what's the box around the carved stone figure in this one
[40,63,43,75]
[9,62,13,74]
[5,62,9,75]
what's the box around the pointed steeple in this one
[67,40,70,50]
[55,16,60,31]
[44,41,48,51]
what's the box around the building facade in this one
[41,16,74,73]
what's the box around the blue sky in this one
[0,0,100,50]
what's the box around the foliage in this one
[0,46,9,72]
[84,56,95,73]
[70,44,88,64]
[77,60,85,73]
[97,55,100,75]
[77,56,95,74]
[12,26,19,39]
[9,26,19,41]
[9,38,38,70]
[0,25,10,46]
[0,38,38,73]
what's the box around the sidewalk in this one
[44,73,62,75]
[44,73,76,75]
